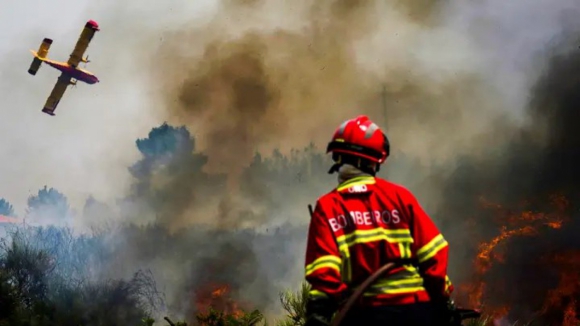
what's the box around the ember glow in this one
[539,252,580,326]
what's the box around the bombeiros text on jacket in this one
[328,209,401,232]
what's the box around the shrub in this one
[0,227,163,326]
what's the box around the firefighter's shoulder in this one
[374,177,418,200]
[311,189,338,212]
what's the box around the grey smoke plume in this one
[149,0,578,208]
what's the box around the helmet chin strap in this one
[328,162,342,174]
[328,153,344,174]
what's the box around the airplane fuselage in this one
[44,60,99,84]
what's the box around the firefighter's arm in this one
[405,191,454,302]
[304,201,346,325]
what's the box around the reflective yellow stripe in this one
[308,289,329,299]
[364,265,425,296]
[336,176,375,191]
[340,250,352,284]
[335,228,413,284]
[416,234,448,263]
[445,275,453,294]
[336,228,414,253]
[399,242,412,259]
[364,280,425,296]
[305,255,342,276]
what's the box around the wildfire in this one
[211,286,228,297]
[540,252,580,326]
[194,283,245,320]
[459,193,576,324]
[477,225,537,272]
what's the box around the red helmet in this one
[326,115,390,164]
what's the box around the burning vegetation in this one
[195,283,242,316]
[439,31,580,325]
[456,194,576,325]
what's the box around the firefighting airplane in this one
[27,20,100,116]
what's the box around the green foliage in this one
[135,123,194,159]
[195,307,264,326]
[26,186,70,221]
[0,228,162,326]
[125,122,226,225]
[276,282,310,326]
[0,198,14,216]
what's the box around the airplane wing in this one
[67,20,100,67]
[42,73,71,116]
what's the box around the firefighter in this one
[304,115,455,326]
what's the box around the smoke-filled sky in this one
[0,0,216,213]
[1,0,579,215]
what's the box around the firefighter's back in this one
[304,115,452,326]
[318,175,431,307]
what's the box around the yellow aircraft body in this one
[28,20,100,116]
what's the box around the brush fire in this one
[454,192,579,325]
[194,283,245,318]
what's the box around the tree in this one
[123,123,226,226]
[0,228,162,326]
[277,282,309,326]
[0,198,15,217]
[130,123,198,180]
[26,186,70,224]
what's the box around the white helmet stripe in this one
[337,120,349,135]
[365,122,379,139]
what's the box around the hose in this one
[330,262,396,326]
[329,267,483,326]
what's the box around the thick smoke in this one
[154,0,506,166]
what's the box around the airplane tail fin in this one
[28,38,52,76]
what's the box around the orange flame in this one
[194,283,245,319]
[460,193,574,323]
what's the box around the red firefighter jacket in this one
[304,176,453,307]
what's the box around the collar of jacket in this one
[337,164,373,185]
